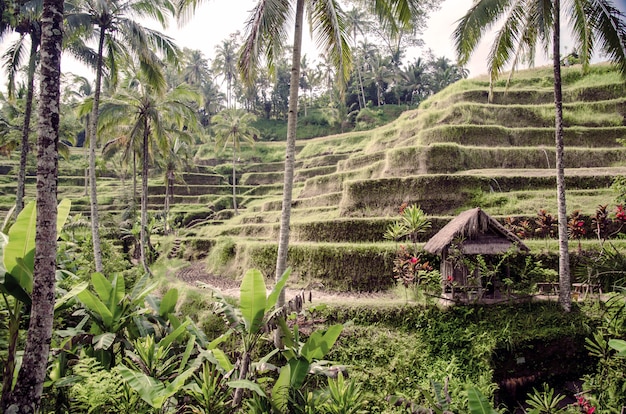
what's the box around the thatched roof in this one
[423,207,529,255]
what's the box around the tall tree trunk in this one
[15,32,40,216]
[140,122,150,274]
[5,0,63,409]
[164,172,170,234]
[553,0,571,312]
[88,25,106,273]
[232,151,238,215]
[133,151,137,209]
[275,0,304,308]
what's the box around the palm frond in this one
[2,36,28,99]
[453,0,512,65]
[238,0,291,85]
[587,0,626,77]
[307,0,352,88]
[568,0,594,70]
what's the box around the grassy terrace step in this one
[170,236,626,292]
[337,151,386,172]
[424,82,626,108]
[241,184,284,197]
[382,145,626,175]
[338,171,621,217]
[292,192,343,209]
[299,167,380,198]
[419,99,625,130]
[417,125,626,147]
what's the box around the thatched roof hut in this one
[424,207,529,255]
[424,208,529,300]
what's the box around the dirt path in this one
[175,261,403,306]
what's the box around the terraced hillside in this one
[1,63,625,292]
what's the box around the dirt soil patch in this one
[175,261,404,306]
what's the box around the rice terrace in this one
[1,0,626,412]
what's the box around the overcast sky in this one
[6,0,626,91]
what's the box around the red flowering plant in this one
[535,209,557,239]
[574,394,596,414]
[614,205,626,236]
[392,245,433,288]
[592,204,610,244]
[568,210,586,252]
[504,216,531,239]
[392,245,438,302]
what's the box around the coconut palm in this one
[237,0,351,308]
[345,7,372,109]
[2,0,63,409]
[65,0,179,273]
[213,36,239,109]
[212,109,259,216]
[234,0,429,309]
[1,0,42,216]
[454,0,626,311]
[98,67,201,272]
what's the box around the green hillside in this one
[2,62,625,291]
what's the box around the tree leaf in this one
[267,267,291,312]
[56,199,71,234]
[118,366,163,408]
[271,365,291,414]
[77,289,113,328]
[91,272,112,306]
[54,281,88,312]
[301,324,343,361]
[608,339,626,356]
[288,356,310,389]
[159,288,178,317]
[227,379,266,398]
[467,387,499,414]
[239,269,267,334]
[92,332,116,350]
[4,201,36,281]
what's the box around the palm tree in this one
[212,109,259,216]
[213,36,239,109]
[65,0,179,273]
[160,137,192,233]
[365,53,395,106]
[199,77,225,126]
[454,0,626,311]
[99,67,200,272]
[235,0,427,309]
[345,7,372,110]
[238,0,350,308]
[3,0,63,409]
[182,48,210,86]
[1,0,42,216]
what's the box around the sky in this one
[5,0,626,91]
[138,0,625,79]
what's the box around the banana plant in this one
[118,323,234,411]
[75,271,158,367]
[272,320,343,414]
[0,199,73,402]
[211,267,291,408]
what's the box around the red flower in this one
[410,257,418,264]
[447,275,453,282]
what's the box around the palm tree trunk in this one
[275,0,304,308]
[553,0,571,312]
[5,0,62,409]
[133,151,137,209]
[15,35,39,216]
[140,122,150,274]
[88,25,106,273]
[232,151,238,215]
[164,172,170,234]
